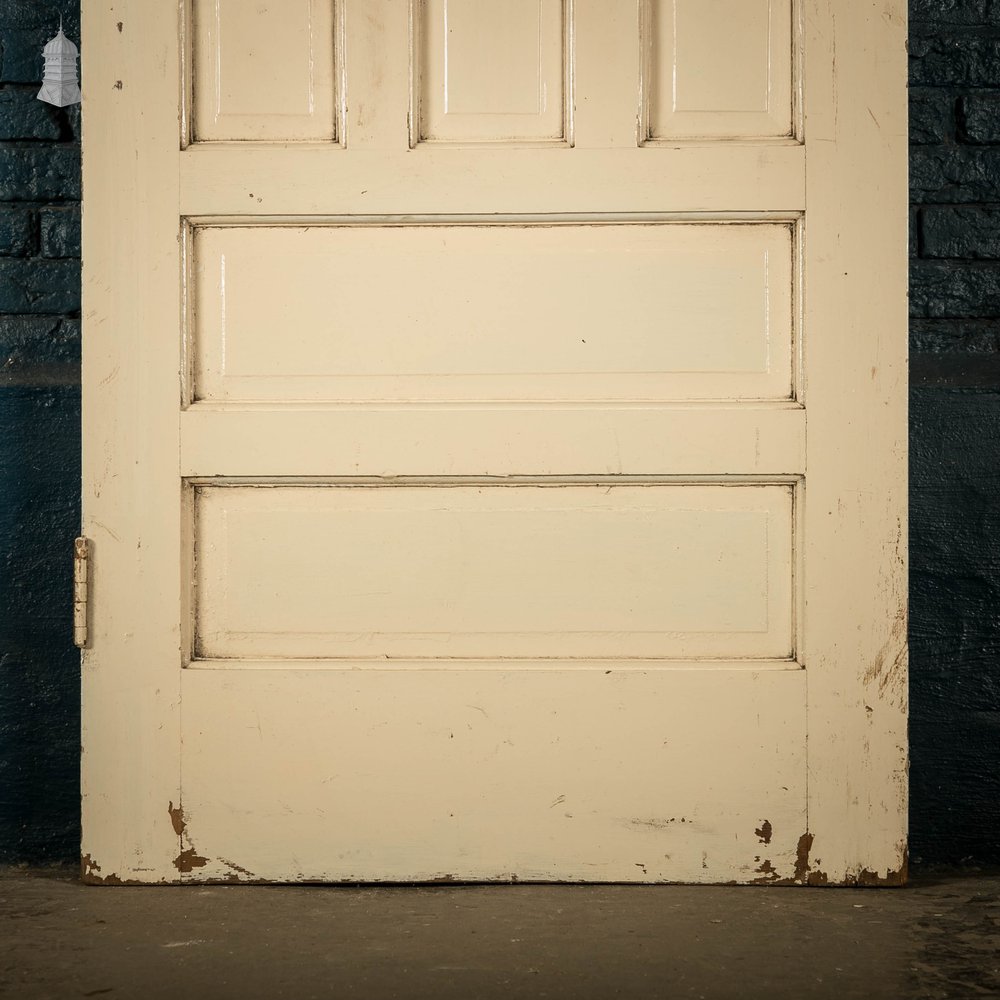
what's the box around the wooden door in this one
[81,0,908,885]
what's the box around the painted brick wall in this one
[909,0,1000,864]
[1,1,999,865]
[0,0,81,863]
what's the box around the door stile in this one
[81,1,185,883]
[800,0,909,884]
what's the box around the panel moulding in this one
[179,215,801,406]
[181,0,345,146]
[638,0,803,144]
[409,0,574,147]
[183,476,804,668]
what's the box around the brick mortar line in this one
[0,367,80,389]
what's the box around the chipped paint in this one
[166,801,210,875]
[746,833,836,886]
[168,801,186,837]
[750,833,907,887]
[752,859,780,884]
[173,848,210,874]
[88,871,127,885]
[81,853,165,886]
[754,820,773,845]
[843,841,909,887]
[799,832,907,886]
[794,832,815,883]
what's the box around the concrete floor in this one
[1,867,998,1000]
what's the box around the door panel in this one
[82,0,908,886]
[416,0,568,143]
[191,222,794,403]
[644,0,794,140]
[192,482,795,662]
[190,0,340,142]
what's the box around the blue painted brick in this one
[911,260,1000,317]
[0,385,80,864]
[62,103,81,143]
[910,388,1000,864]
[960,93,1000,143]
[0,87,63,140]
[911,146,1000,203]
[0,146,79,200]
[0,259,80,314]
[39,206,80,259]
[0,29,48,84]
[0,0,82,865]
[910,0,992,24]
[923,206,1000,259]
[0,316,80,370]
[911,318,1000,353]
[911,30,1000,87]
[911,89,956,145]
[0,206,33,256]
[0,5,80,84]
[0,1,80,30]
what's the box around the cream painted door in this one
[81,0,908,885]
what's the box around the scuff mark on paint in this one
[217,857,256,879]
[628,816,690,830]
[864,608,908,708]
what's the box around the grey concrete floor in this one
[1,866,998,1000]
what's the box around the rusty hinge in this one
[74,537,90,648]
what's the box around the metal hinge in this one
[74,537,90,648]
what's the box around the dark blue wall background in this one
[0,0,81,863]
[908,0,1000,864]
[1,0,998,866]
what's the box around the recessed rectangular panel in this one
[417,0,566,142]
[192,0,337,142]
[191,223,794,402]
[193,484,794,661]
[646,0,793,140]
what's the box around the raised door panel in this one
[189,222,795,403]
[645,0,794,140]
[192,482,795,663]
[416,0,568,143]
[190,0,338,142]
